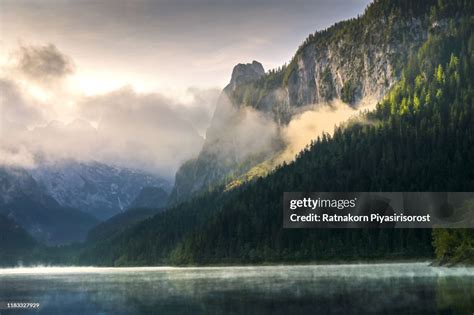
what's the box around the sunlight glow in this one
[22,81,51,102]
[70,74,128,96]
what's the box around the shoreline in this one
[0,260,450,272]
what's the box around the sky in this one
[1,0,370,95]
[0,0,371,178]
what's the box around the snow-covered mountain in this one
[31,161,172,220]
[0,167,98,245]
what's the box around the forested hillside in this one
[77,0,474,266]
[0,214,38,266]
[170,0,472,204]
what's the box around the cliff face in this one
[231,7,439,124]
[170,0,439,204]
[224,60,265,93]
[289,18,429,102]
[170,61,280,203]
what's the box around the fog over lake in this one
[0,263,473,314]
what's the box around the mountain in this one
[0,213,38,266]
[78,0,474,266]
[128,186,169,210]
[31,160,172,220]
[85,187,169,243]
[169,61,279,203]
[0,167,98,245]
[86,207,165,243]
[169,0,446,204]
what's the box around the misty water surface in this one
[0,263,473,314]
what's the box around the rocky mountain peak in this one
[226,60,265,92]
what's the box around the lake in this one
[0,262,473,314]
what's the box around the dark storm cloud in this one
[16,44,75,82]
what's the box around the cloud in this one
[15,44,75,83]
[0,85,214,178]
[199,92,378,184]
[277,97,378,164]
[203,92,281,166]
[176,87,220,137]
[0,146,36,169]
[0,44,219,179]
[0,78,45,127]
[75,87,206,177]
[0,41,377,181]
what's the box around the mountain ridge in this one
[0,167,98,245]
[31,160,171,220]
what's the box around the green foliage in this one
[231,65,287,109]
[0,214,37,266]
[283,60,297,86]
[341,79,358,104]
[0,214,84,267]
[433,229,474,265]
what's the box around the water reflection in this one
[0,263,473,314]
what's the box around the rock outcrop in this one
[225,60,265,93]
